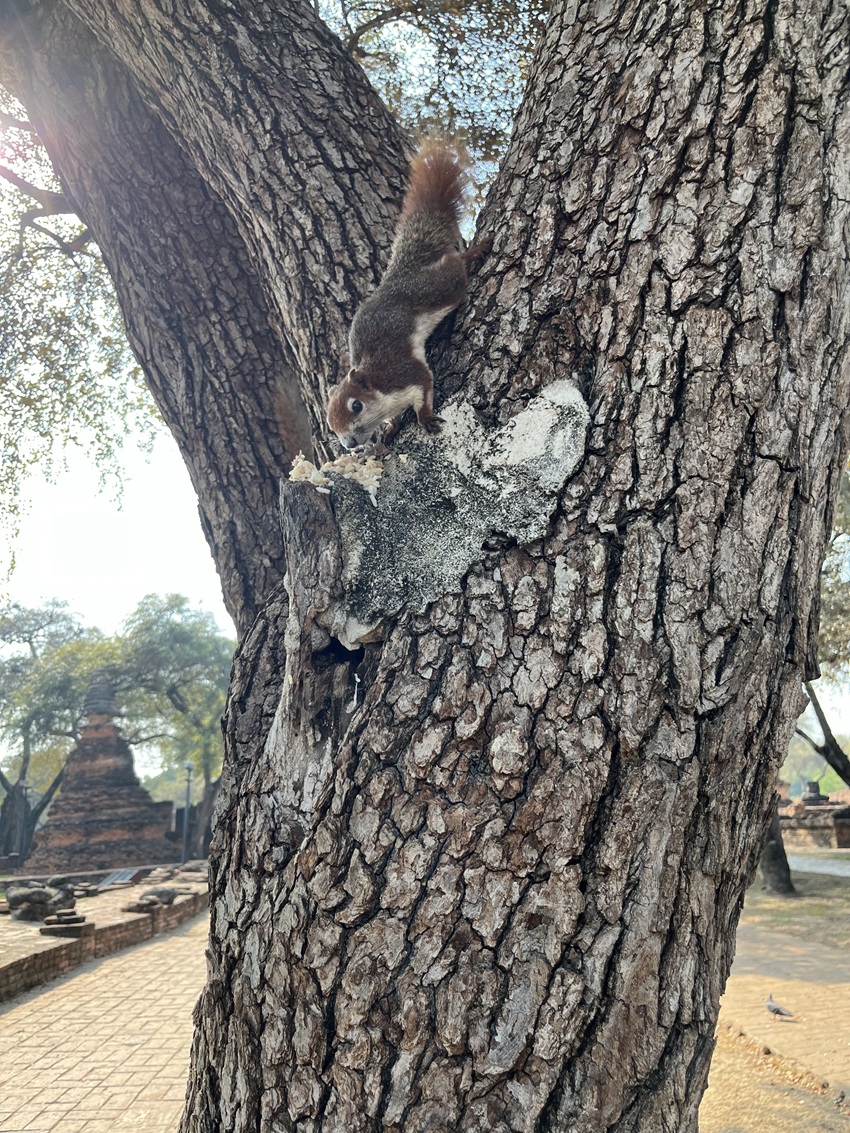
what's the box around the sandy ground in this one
[700,869,850,1132]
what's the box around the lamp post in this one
[181,762,193,866]
[18,780,29,861]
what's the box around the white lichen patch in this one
[290,450,383,505]
[319,377,589,647]
[439,379,589,499]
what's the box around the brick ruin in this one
[25,675,177,873]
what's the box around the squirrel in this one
[326,143,483,450]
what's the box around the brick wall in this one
[0,890,208,1002]
[93,916,154,957]
[0,940,86,1001]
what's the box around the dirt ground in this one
[738,871,850,952]
[702,1027,850,1133]
[700,870,850,1132]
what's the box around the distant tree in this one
[789,465,850,792]
[0,89,156,561]
[0,600,97,856]
[794,682,850,790]
[761,464,850,894]
[817,465,850,670]
[0,595,233,860]
[120,594,234,855]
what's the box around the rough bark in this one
[187,1,848,1131]
[54,0,412,406]
[0,767,63,859]
[190,769,221,859]
[0,779,29,859]
[0,0,408,633]
[2,0,849,1130]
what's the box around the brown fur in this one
[326,143,482,449]
[399,143,468,225]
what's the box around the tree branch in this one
[795,726,822,753]
[0,110,34,131]
[127,730,172,745]
[343,6,409,55]
[0,162,68,212]
[803,681,850,789]
[165,682,191,717]
[20,209,93,257]
[30,767,64,823]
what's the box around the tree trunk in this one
[0,781,27,859]
[2,0,849,1129]
[190,768,220,859]
[0,3,318,633]
[758,798,795,896]
[0,753,43,860]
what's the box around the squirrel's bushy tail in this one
[387,143,468,273]
[400,143,468,225]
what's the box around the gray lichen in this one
[320,379,589,648]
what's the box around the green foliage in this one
[0,599,105,791]
[781,734,850,797]
[321,0,549,202]
[120,594,234,786]
[0,595,234,803]
[817,466,850,675]
[0,88,158,563]
[816,767,846,796]
[141,763,202,807]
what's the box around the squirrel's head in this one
[326,369,393,449]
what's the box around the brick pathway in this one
[0,906,847,1132]
[0,916,207,1133]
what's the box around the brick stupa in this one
[26,674,176,873]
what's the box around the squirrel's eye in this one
[351,399,363,415]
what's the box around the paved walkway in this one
[787,852,850,879]
[0,916,207,1133]
[0,908,848,1132]
[0,883,203,972]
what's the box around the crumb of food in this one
[289,451,383,506]
[289,452,331,493]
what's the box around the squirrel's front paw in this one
[379,420,402,444]
[463,236,492,266]
[421,415,444,435]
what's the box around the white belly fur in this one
[373,384,424,421]
[410,306,455,363]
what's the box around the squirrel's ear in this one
[348,368,372,390]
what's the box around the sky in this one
[1,428,234,638]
